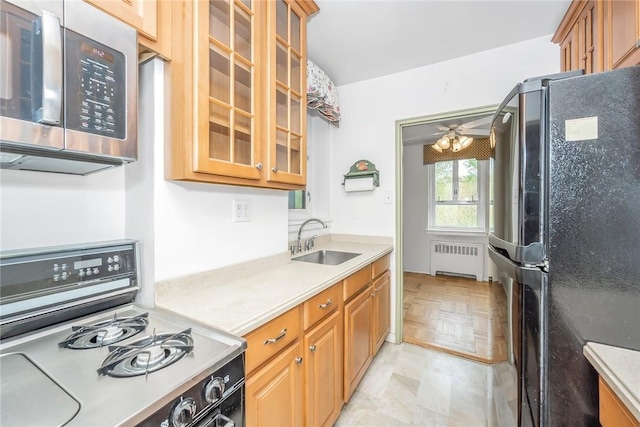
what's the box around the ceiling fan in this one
[430,116,492,153]
[402,114,493,149]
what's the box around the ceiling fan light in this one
[437,136,450,149]
[452,139,462,152]
[431,144,442,152]
[460,136,473,148]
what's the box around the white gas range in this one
[0,240,245,427]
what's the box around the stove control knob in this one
[113,255,120,263]
[170,397,196,427]
[204,377,225,404]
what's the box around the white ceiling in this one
[307,0,571,87]
[401,111,495,146]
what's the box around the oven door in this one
[0,0,64,152]
[195,386,244,427]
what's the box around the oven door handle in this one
[35,11,62,126]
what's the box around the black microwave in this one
[0,0,137,175]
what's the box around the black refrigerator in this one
[488,66,640,427]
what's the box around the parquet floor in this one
[402,272,508,364]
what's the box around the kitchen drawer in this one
[245,306,302,374]
[343,265,372,302]
[371,254,390,279]
[303,281,342,330]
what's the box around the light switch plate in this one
[233,200,251,222]
[384,191,393,204]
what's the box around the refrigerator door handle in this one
[488,234,544,266]
[488,246,543,288]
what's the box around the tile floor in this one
[335,342,518,427]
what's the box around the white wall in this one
[0,164,125,249]
[329,35,561,338]
[0,60,291,308]
[129,60,289,307]
[402,143,429,273]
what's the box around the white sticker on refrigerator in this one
[565,116,598,141]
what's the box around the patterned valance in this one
[423,138,492,164]
[307,60,340,128]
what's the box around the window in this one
[429,158,488,230]
[288,190,307,210]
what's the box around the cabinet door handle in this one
[255,162,263,170]
[318,299,332,309]
[263,328,287,345]
[309,345,316,352]
[295,357,303,365]
[272,167,278,173]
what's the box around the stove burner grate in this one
[97,328,194,378]
[58,313,149,349]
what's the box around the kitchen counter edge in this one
[583,342,640,422]
[155,239,393,337]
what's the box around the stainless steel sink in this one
[293,250,361,265]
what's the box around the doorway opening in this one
[396,106,510,364]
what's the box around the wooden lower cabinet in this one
[372,271,391,355]
[245,341,304,427]
[304,311,343,427]
[245,256,392,423]
[343,285,373,401]
[599,376,640,427]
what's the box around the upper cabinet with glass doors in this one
[267,0,308,186]
[167,0,318,190]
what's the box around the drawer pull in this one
[295,357,303,365]
[309,345,316,352]
[318,299,333,309]
[264,328,287,345]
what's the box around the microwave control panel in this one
[64,30,127,139]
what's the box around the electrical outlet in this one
[233,200,251,222]
[384,191,393,204]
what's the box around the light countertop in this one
[155,236,393,336]
[583,342,640,421]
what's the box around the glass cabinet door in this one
[268,0,307,185]
[195,0,261,179]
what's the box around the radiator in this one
[430,241,485,281]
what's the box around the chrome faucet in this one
[295,218,327,253]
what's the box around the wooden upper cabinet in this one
[84,0,171,59]
[167,0,318,190]
[577,1,600,73]
[553,0,602,73]
[195,0,261,180]
[266,0,307,185]
[603,0,640,69]
[553,0,640,73]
